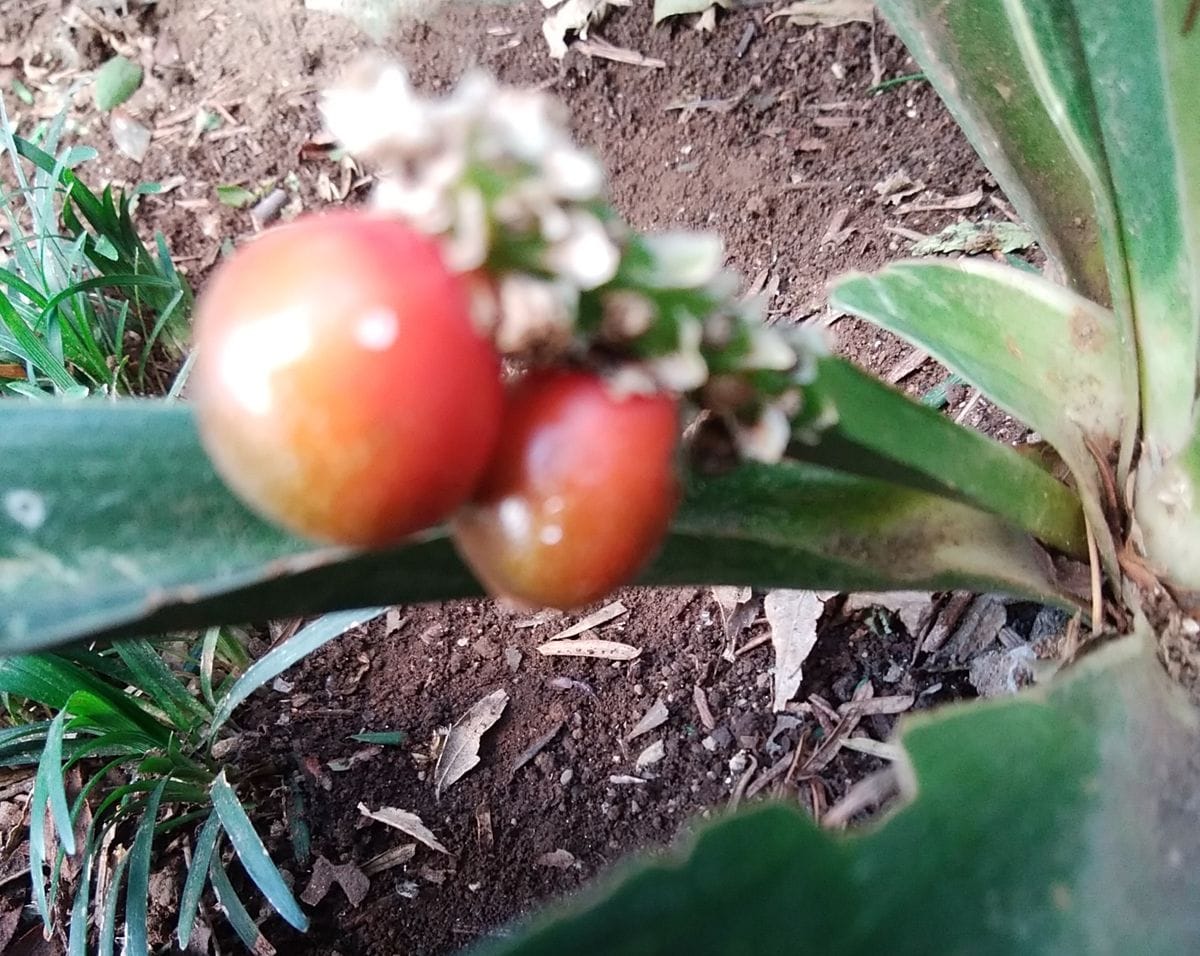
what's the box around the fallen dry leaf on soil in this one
[550,601,626,640]
[765,590,826,712]
[635,739,666,769]
[844,591,936,638]
[361,843,417,876]
[509,720,565,781]
[357,804,450,855]
[301,855,370,907]
[537,638,641,660]
[693,684,717,731]
[434,688,509,796]
[625,698,669,741]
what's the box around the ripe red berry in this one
[193,211,504,547]
[452,369,680,609]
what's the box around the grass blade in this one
[211,770,308,931]
[178,810,222,948]
[98,848,130,956]
[114,639,212,730]
[29,708,70,925]
[123,778,166,956]
[209,609,382,736]
[209,850,274,953]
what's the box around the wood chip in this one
[508,720,564,782]
[550,601,627,640]
[537,639,641,660]
[361,843,417,876]
[625,698,669,742]
[692,685,717,732]
[357,804,450,855]
[434,688,509,796]
[840,737,904,761]
[475,804,494,850]
[765,591,825,712]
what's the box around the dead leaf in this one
[361,843,417,876]
[301,856,370,907]
[844,592,935,638]
[357,804,450,855]
[766,0,873,27]
[475,804,494,849]
[542,0,627,58]
[765,590,825,712]
[550,601,627,640]
[897,186,984,214]
[572,37,666,68]
[873,169,924,204]
[536,848,578,869]
[508,720,565,782]
[634,739,665,769]
[910,220,1036,257]
[625,698,669,742]
[692,684,717,731]
[713,586,760,661]
[433,688,509,796]
[537,639,641,660]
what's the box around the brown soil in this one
[1,1,1045,954]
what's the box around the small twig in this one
[1086,520,1102,636]
[823,767,899,828]
[953,387,984,424]
[727,753,758,812]
[733,632,771,657]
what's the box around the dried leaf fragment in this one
[536,848,578,869]
[625,698,669,742]
[764,590,825,711]
[765,0,874,27]
[300,855,370,907]
[635,739,666,769]
[434,689,509,796]
[357,804,450,855]
[362,843,417,876]
[550,601,627,640]
[537,639,641,660]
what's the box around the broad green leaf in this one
[1065,0,1200,458]
[831,258,1124,573]
[0,402,1077,653]
[800,357,1086,557]
[98,847,130,956]
[211,771,309,931]
[93,56,143,112]
[29,709,69,925]
[480,637,1200,955]
[875,0,1112,304]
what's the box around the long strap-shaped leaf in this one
[1065,0,1200,461]
[0,401,1078,652]
[831,258,1124,574]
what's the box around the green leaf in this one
[29,709,69,926]
[653,0,719,23]
[93,56,143,112]
[113,639,212,731]
[0,402,1077,653]
[208,851,270,952]
[215,184,257,208]
[124,778,166,956]
[177,810,222,948]
[98,847,130,956]
[210,771,309,931]
[350,730,409,746]
[801,357,1086,557]
[1135,414,1200,591]
[831,258,1124,573]
[1064,0,1200,458]
[480,637,1200,955]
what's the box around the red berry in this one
[452,369,680,609]
[193,211,504,547]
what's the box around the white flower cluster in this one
[321,59,620,351]
[321,59,828,463]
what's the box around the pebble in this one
[560,768,574,786]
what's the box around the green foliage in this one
[0,99,191,396]
[0,400,1079,654]
[479,637,1200,955]
[92,56,143,113]
[0,611,374,951]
